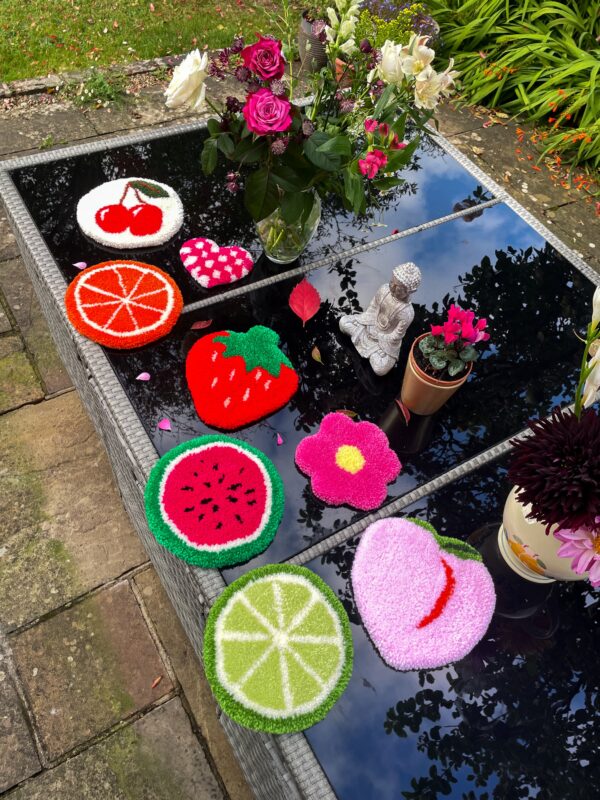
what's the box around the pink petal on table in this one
[191,319,213,330]
[72,261,87,270]
[136,372,151,381]
[157,418,172,431]
[391,229,399,235]
[276,433,284,445]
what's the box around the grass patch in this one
[0,0,295,82]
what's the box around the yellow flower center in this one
[335,445,365,474]
[594,535,600,555]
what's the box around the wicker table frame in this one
[1,120,597,800]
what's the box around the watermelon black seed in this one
[218,473,225,484]
[227,495,238,503]
[181,486,193,491]
[198,513,205,522]
[235,514,243,524]
[228,483,242,491]
[200,497,212,505]
[203,481,211,488]
[247,500,257,506]
[245,488,255,495]
[212,463,219,471]
[193,471,198,477]
[216,522,223,530]
[212,504,219,513]
[184,506,195,512]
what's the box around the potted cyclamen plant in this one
[400,304,490,416]
[164,0,458,263]
[500,286,600,586]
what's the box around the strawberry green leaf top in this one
[214,325,293,377]
[406,517,483,562]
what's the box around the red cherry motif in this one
[95,204,130,233]
[94,182,165,237]
[129,204,163,236]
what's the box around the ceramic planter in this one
[497,487,590,584]
[298,14,327,72]
[400,333,472,416]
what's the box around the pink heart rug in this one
[351,517,496,670]
[180,237,254,289]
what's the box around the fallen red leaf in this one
[289,278,321,326]
[395,399,411,425]
[151,675,163,689]
[335,409,358,418]
[191,319,213,330]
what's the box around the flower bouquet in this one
[164,0,458,263]
[504,287,600,586]
[400,304,490,415]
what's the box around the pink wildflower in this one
[358,149,388,179]
[364,118,378,134]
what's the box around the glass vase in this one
[256,192,322,264]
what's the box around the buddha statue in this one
[339,262,422,376]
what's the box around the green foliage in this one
[429,0,600,167]
[355,3,428,49]
[419,333,477,376]
[71,69,125,106]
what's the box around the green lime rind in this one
[213,325,293,377]
[144,436,285,569]
[203,564,354,734]
[405,516,482,563]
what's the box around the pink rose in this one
[358,149,388,179]
[242,88,292,135]
[364,118,378,134]
[241,35,285,80]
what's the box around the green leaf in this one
[373,84,395,118]
[418,335,436,355]
[448,359,466,377]
[216,134,234,156]
[271,165,310,193]
[128,179,169,199]
[200,138,218,175]
[232,138,267,164]
[304,132,341,172]
[244,167,279,222]
[317,135,351,157]
[429,354,448,371]
[460,345,478,362]
[280,191,306,224]
[343,168,364,215]
[206,118,220,136]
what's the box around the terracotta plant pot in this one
[498,487,590,584]
[400,333,472,416]
[298,14,328,72]
[335,57,354,88]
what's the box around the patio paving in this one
[0,73,597,800]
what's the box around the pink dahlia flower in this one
[295,412,401,511]
[555,524,600,587]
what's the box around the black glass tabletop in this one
[304,457,600,800]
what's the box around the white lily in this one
[438,58,460,97]
[164,49,209,111]
[592,286,600,331]
[582,352,600,408]
[414,65,443,110]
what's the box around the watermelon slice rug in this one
[65,261,183,349]
[76,177,184,248]
[144,436,285,568]
[204,564,353,733]
[351,517,496,671]
[180,237,254,289]
[186,326,299,430]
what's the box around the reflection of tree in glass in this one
[384,582,600,799]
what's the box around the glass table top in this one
[304,457,599,800]
[7,125,598,800]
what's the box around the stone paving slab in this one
[7,698,222,800]
[0,107,96,159]
[0,335,43,413]
[135,568,253,800]
[0,306,11,333]
[0,258,72,395]
[0,391,147,630]
[0,671,41,792]
[11,581,173,761]
[0,206,20,263]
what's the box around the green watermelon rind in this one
[144,436,285,569]
[203,563,354,734]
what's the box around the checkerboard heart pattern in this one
[180,237,254,289]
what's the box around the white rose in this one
[377,40,404,86]
[164,49,209,111]
[414,65,443,110]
